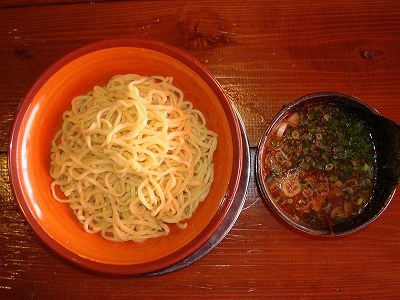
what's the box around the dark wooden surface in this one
[1,0,400,299]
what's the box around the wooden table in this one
[1,0,400,298]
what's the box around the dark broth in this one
[263,104,375,228]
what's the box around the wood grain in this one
[1,0,400,298]
[1,0,400,150]
[0,0,114,9]
[1,151,400,298]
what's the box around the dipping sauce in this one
[262,104,375,227]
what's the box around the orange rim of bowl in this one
[8,39,243,275]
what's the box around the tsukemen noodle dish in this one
[50,74,217,243]
[262,103,375,228]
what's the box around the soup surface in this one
[263,104,375,228]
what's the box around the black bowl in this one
[256,92,400,236]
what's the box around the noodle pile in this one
[50,74,217,242]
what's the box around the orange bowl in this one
[9,39,243,274]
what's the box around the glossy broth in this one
[263,104,375,227]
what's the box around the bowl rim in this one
[256,91,396,237]
[8,38,244,274]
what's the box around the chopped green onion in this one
[335,217,347,225]
[266,173,274,183]
[343,187,353,195]
[363,163,370,172]
[292,130,300,139]
[334,181,342,188]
